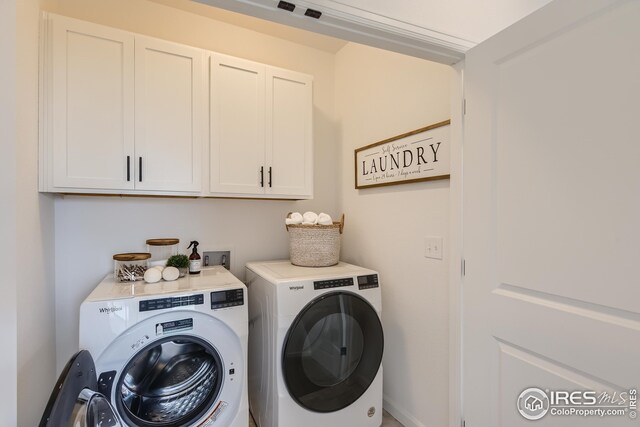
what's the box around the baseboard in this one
[383,395,426,427]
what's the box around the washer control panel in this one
[139,294,204,312]
[211,288,244,309]
[314,277,354,290]
[357,274,379,290]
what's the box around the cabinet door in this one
[49,15,134,190]
[265,68,313,198]
[134,36,204,192]
[210,54,266,195]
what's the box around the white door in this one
[265,67,313,198]
[50,15,134,190]
[463,1,640,426]
[134,36,204,192]
[209,53,266,195]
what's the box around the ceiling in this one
[147,0,552,63]
[147,0,348,53]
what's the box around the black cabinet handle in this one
[139,157,142,182]
[126,156,130,182]
[260,166,264,187]
[268,167,272,187]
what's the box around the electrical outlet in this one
[202,251,231,270]
[424,237,443,260]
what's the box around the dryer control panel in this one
[139,294,204,312]
[357,274,379,290]
[314,277,354,290]
[210,288,244,309]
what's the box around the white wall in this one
[43,0,339,372]
[15,0,58,426]
[0,0,19,424]
[335,43,451,427]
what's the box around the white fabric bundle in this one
[286,211,333,226]
[285,212,303,225]
[317,213,333,225]
[302,211,319,224]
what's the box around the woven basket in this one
[286,214,345,267]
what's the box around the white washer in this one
[246,261,383,427]
[42,266,248,427]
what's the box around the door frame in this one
[448,62,464,427]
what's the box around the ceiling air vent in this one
[277,1,295,12]
[304,8,322,19]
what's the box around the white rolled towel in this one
[285,212,303,225]
[317,213,333,225]
[302,211,318,225]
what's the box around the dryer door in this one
[282,291,384,413]
[39,350,121,427]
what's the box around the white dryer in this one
[41,266,248,427]
[246,261,383,427]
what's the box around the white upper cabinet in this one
[41,13,312,199]
[134,37,204,192]
[41,14,204,195]
[209,55,313,199]
[45,15,135,191]
[210,54,266,195]
[265,68,313,198]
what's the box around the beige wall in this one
[335,43,451,427]
[0,0,19,424]
[42,0,340,378]
[15,0,58,426]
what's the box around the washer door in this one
[282,291,384,413]
[39,350,121,427]
[115,335,224,427]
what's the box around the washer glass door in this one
[40,350,121,427]
[282,291,384,412]
[115,336,224,427]
[72,389,122,427]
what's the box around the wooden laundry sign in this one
[354,120,450,189]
